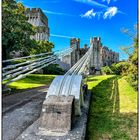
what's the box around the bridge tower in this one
[70,38,80,67]
[89,37,102,74]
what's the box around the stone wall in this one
[90,37,102,70]
[90,37,119,70]
[102,46,119,66]
[62,37,119,72]
[25,8,50,41]
[70,38,80,66]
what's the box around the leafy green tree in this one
[120,24,138,90]
[2,0,35,59]
[29,40,54,54]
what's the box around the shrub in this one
[101,66,113,75]
[110,61,129,75]
[43,64,65,75]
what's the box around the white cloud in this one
[75,0,125,19]
[50,34,89,41]
[102,0,110,4]
[80,9,96,19]
[103,7,118,19]
[43,10,75,17]
[50,34,74,39]
[81,7,118,20]
[102,0,117,4]
[74,0,108,8]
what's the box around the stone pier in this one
[39,95,74,134]
[16,75,91,140]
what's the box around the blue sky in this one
[20,0,137,60]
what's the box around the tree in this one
[2,0,35,60]
[120,24,138,90]
[29,40,54,55]
[43,64,64,75]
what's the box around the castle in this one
[25,8,50,41]
[62,37,119,72]
[25,8,119,72]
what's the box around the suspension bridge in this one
[2,39,94,139]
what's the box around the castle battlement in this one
[62,37,119,70]
[25,8,49,41]
[25,8,48,27]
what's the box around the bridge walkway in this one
[2,86,48,140]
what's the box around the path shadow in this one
[86,78,99,82]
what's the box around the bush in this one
[110,61,129,75]
[101,66,113,75]
[43,64,65,75]
[109,61,138,91]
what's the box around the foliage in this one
[86,75,137,140]
[2,0,54,59]
[2,0,35,59]
[43,64,65,75]
[101,61,129,76]
[120,25,138,90]
[101,66,113,75]
[101,25,138,90]
[29,40,54,54]
[110,61,129,75]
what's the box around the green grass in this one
[7,74,57,90]
[86,75,137,140]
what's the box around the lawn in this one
[86,75,138,140]
[7,74,57,90]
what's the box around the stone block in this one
[40,95,74,133]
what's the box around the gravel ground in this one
[16,91,91,140]
[2,87,91,140]
[2,86,48,140]
[2,86,48,114]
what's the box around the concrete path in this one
[2,86,48,140]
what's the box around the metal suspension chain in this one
[2,47,74,84]
[55,43,93,96]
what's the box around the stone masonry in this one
[25,8,50,41]
[40,95,74,133]
[62,37,119,72]
[62,38,88,67]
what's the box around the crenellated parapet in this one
[25,8,50,41]
[70,38,80,66]
[25,8,48,26]
[62,36,119,73]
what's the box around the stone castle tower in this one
[90,37,103,70]
[70,38,80,66]
[62,37,119,73]
[25,8,50,41]
[89,37,119,72]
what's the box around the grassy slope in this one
[7,74,57,89]
[86,75,137,140]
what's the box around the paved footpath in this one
[2,86,48,140]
